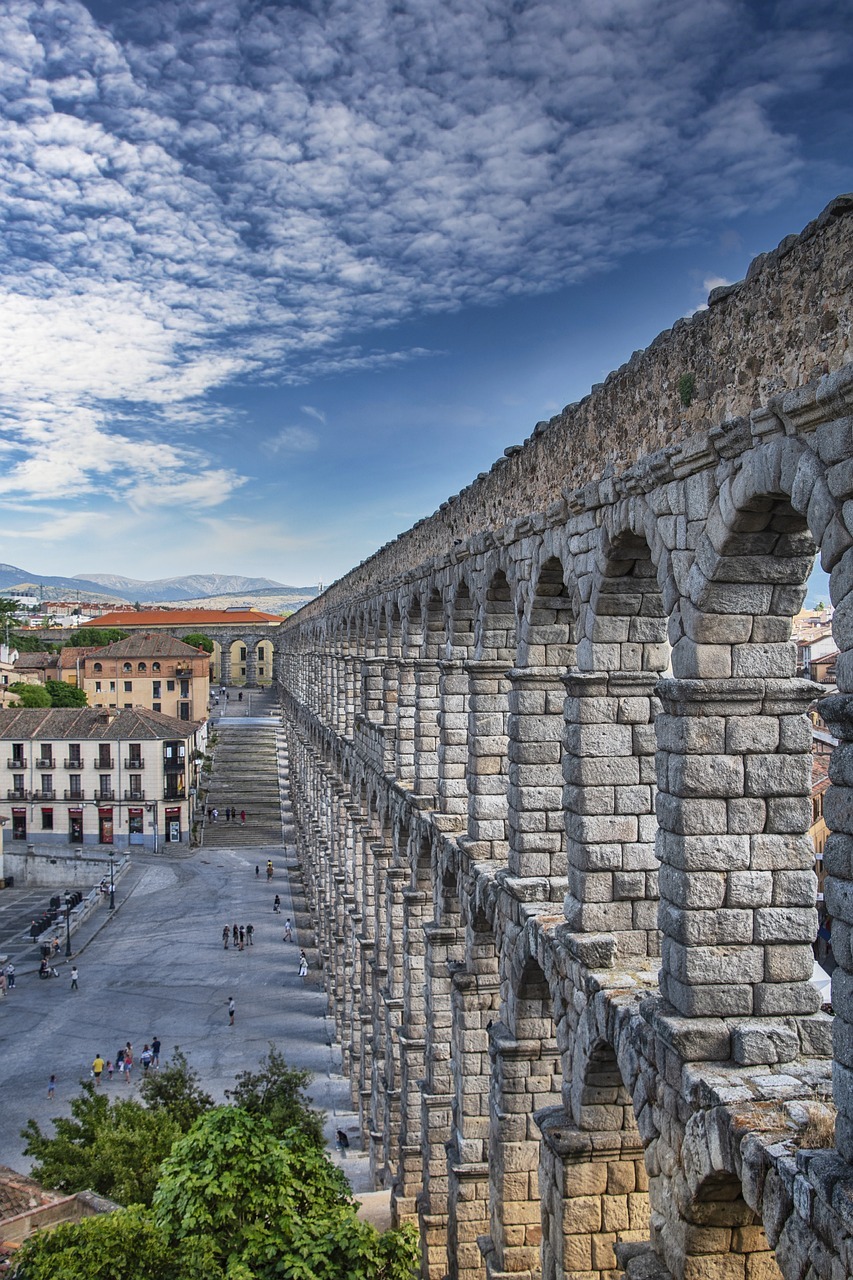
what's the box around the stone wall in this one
[277,196,853,1280]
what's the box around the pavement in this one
[0,710,382,1210]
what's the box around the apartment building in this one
[80,633,210,720]
[0,706,206,851]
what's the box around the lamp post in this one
[64,891,72,958]
[109,851,115,910]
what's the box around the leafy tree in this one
[10,1204,182,1280]
[153,1107,418,1280]
[183,632,214,653]
[8,681,51,707]
[46,679,88,707]
[138,1047,214,1130]
[226,1044,325,1145]
[8,631,50,653]
[21,1082,182,1208]
[65,628,129,647]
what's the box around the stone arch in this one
[465,566,515,855]
[507,553,577,891]
[440,579,476,817]
[658,446,828,1024]
[413,589,446,800]
[486,951,561,1278]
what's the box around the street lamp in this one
[109,851,115,910]
[64,891,72,957]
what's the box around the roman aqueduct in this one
[275,196,853,1279]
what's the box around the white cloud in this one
[261,426,320,456]
[0,0,848,510]
[300,405,326,425]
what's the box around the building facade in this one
[0,707,205,852]
[79,634,210,721]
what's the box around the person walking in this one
[92,1054,104,1085]
[266,859,273,880]
[151,1037,161,1069]
[140,1045,153,1075]
[123,1044,133,1084]
[212,807,218,823]
[5,963,15,989]
[256,864,260,877]
[273,894,281,914]
[240,809,246,826]
[70,965,79,991]
[232,923,239,948]
[222,924,230,949]
[246,923,254,946]
[106,1059,114,1082]
[47,1074,56,1099]
[116,1046,125,1077]
[228,996,235,1025]
[239,926,245,951]
[298,950,308,979]
[283,918,292,942]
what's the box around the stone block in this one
[668,754,744,799]
[752,981,820,1016]
[659,833,749,873]
[764,796,811,834]
[663,938,764,985]
[750,834,814,870]
[671,637,733,678]
[745,754,811,798]
[658,866,726,909]
[732,643,796,678]
[731,1022,799,1065]
[661,973,753,1018]
[656,714,725,754]
[725,716,780,754]
[726,871,772,908]
[656,794,728,835]
[561,1194,602,1233]
[567,1162,608,1196]
[727,798,766,834]
[754,907,817,944]
[763,944,814,982]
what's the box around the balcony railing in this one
[164,789,186,801]
[63,758,83,769]
[175,664,193,676]
[124,790,145,801]
[7,758,27,769]
[93,757,114,769]
[124,758,144,770]
[7,789,29,800]
[35,758,55,770]
[94,789,115,802]
[33,789,56,800]
[64,790,85,801]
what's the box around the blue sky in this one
[0,0,851,599]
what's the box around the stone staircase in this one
[201,721,283,848]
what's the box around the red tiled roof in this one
[83,609,283,627]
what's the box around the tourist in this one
[47,1074,56,1099]
[283,918,292,942]
[273,895,281,914]
[92,1054,104,1085]
[140,1045,153,1075]
[298,950,308,979]
[241,809,246,825]
[151,1037,161,1068]
[232,923,239,947]
[228,996,235,1025]
[222,924,230,949]
[70,965,79,991]
[246,923,254,946]
[123,1044,133,1083]
[239,925,245,951]
[5,963,15,989]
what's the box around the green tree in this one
[65,628,129,647]
[21,1082,182,1208]
[226,1043,325,1145]
[154,1107,418,1280]
[138,1047,214,1130]
[182,632,214,653]
[10,1204,183,1280]
[45,679,88,707]
[8,681,51,707]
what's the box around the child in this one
[106,1059,113,1082]
[47,1074,56,1098]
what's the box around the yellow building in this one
[80,634,210,722]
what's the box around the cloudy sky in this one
[1,0,851,594]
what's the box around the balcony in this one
[164,788,185,801]
[175,664,193,676]
[124,790,145,801]
[93,757,114,770]
[7,758,27,769]
[33,788,56,800]
[64,790,85,801]
[7,789,29,801]
[94,789,116,802]
[124,758,144,770]
[63,758,83,769]
[35,758,55,770]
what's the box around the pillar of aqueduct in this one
[276,196,853,1279]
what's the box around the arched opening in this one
[439,582,475,817]
[414,591,445,800]
[669,1172,780,1280]
[466,569,515,856]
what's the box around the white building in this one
[0,706,206,852]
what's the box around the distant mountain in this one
[76,572,291,602]
[0,563,316,606]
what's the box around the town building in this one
[81,609,282,685]
[0,706,205,851]
[79,634,210,721]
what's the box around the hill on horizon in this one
[0,563,315,605]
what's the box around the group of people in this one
[47,1038,162,1097]
[208,807,246,824]
[222,922,254,950]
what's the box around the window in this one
[152,662,161,672]
[69,775,82,798]
[179,703,190,720]
[124,681,132,691]
[99,774,111,797]
[240,646,247,660]
[124,703,132,709]
[98,744,112,768]
[180,679,189,698]
[128,743,142,766]
[153,681,161,698]
[11,743,24,763]
[40,743,53,765]
[93,662,102,673]
[41,808,54,831]
[41,774,53,796]
[129,774,143,799]
[68,744,81,765]
[123,662,132,672]
[138,662,147,672]
[12,812,26,841]
[12,773,25,796]
[167,679,175,692]
[109,681,116,692]
[153,702,161,713]
[95,681,102,693]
